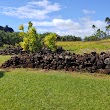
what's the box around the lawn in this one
[0,55,11,65]
[0,55,110,110]
[57,39,110,54]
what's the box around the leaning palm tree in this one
[92,24,96,34]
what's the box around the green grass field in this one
[57,39,110,54]
[0,55,110,110]
[1,68,110,110]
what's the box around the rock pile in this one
[0,46,24,55]
[1,49,110,74]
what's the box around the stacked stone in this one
[1,49,110,74]
[0,46,24,55]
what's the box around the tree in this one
[19,22,42,52]
[19,22,58,52]
[84,28,107,41]
[105,25,110,35]
[105,17,110,24]
[92,24,96,34]
[28,21,33,30]
[95,29,106,39]
[105,17,110,35]
[0,30,22,46]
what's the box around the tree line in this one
[0,28,82,47]
[0,31,22,46]
[39,32,82,41]
[84,17,110,41]
[0,17,110,47]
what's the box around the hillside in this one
[57,39,110,54]
[0,25,14,33]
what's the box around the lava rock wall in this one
[1,49,110,74]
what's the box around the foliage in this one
[39,32,82,41]
[43,33,57,51]
[0,31,22,46]
[84,29,107,41]
[84,35,99,41]
[57,35,82,41]
[19,22,42,52]
[105,17,110,36]
[83,17,110,41]
[18,24,24,31]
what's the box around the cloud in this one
[52,19,80,30]
[29,17,106,38]
[31,21,53,27]
[82,9,96,14]
[31,19,80,29]
[1,0,61,20]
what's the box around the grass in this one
[0,55,11,65]
[0,55,110,109]
[57,39,110,54]
[1,68,110,110]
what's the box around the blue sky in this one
[0,0,110,38]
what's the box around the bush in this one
[19,22,57,52]
[43,33,57,51]
[19,22,42,52]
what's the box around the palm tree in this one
[106,25,110,35]
[105,17,110,24]
[92,24,96,34]
[105,17,110,35]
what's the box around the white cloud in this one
[82,9,96,14]
[31,19,80,30]
[30,17,106,38]
[52,19,80,30]
[32,21,53,26]
[1,0,61,20]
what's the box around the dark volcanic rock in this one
[0,46,23,55]
[1,50,110,74]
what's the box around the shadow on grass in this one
[0,71,5,78]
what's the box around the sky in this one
[0,0,110,38]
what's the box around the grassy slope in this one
[57,39,110,54]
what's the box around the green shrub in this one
[43,33,57,51]
[19,22,42,52]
